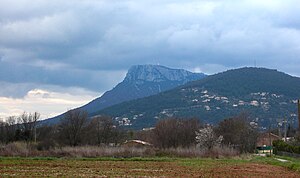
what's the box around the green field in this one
[0,156,299,177]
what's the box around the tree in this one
[18,112,40,142]
[86,116,122,146]
[36,125,58,150]
[133,129,154,144]
[4,116,18,143]
[215,113,258,153]
[153,118,201,148]
[195,126,223,150]
[59,109,88,146]
[0,120,5,143]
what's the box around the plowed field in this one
[0,157,299,177]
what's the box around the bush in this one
[49,146,156,158]
[155,146,239,158]
[0,143,239,158]
[0,142,38,157]
[273,140,300,154]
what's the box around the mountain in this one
[94,67,300,130]
[81,65,206,113]
[44,65,206,124]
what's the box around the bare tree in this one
[85,116,124,146]
[18,112,40,142]
[5,116,18,143]
[153,118,201,148]
[0,120,5,143]
[59,109,88,146]
[133,129,154,143]
[36,125,58,150]
[215,113,258,153]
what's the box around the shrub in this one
[0,144,239,158]
[155,146,239,158]
[273,140,300,154]
[0,142,38,157]
[49,146,156,158]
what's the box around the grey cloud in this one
[1,0,300,98]
[0,60,125,94]
[0,82,36,98]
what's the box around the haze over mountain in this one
[94,67,300,129]
[45,65,206,124]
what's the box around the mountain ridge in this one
[94,67,300,129]
[43,65,206,124]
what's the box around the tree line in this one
[134,113,258,153]
[0,110,124,149]
[0,112,40,143]
[0,110,258,153]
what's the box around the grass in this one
[0,155,299,177]
[252,155,300,172]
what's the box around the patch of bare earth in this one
[0,160,299,177]
[207,163,299,178]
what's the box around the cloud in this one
[0,60,126,93]
[1,0,300,117]
[1,0,300,71]
[0,87,98,120]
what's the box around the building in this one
[256,132,280,154]
[122,140,153,148]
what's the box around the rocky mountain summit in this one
[124,65,203,83]
[44,65,206,124]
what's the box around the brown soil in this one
[0,159,299,177]
[208,163,299,178]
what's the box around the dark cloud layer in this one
[1,0,300,98]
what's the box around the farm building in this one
[256,132,280,154]
[122,140,153,148]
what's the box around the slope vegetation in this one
[95,67,300,129]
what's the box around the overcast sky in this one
[1,0,300,119]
